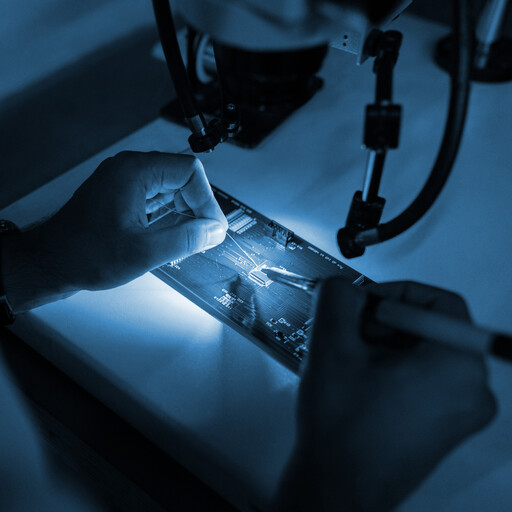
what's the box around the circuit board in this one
[150,186,370,373]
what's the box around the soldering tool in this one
[261,266,512,363]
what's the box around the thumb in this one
[142,218,226,269]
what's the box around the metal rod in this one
[362,151,377,202]
[362,150,386,202]
[475,0,510,69]
[261,267,318,293]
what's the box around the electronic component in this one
[266,220,294,247]
[227,209,256,234]
[248,264,273,288]
[152,186,370,373]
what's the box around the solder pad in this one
[151,186,370,373]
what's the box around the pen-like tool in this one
[261,266,512,363]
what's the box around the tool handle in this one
[263,266,512,362]
[375,298,512,362]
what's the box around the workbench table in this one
[3,14,512,512]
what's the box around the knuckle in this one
[189,156,204,173]
[185,227,198,254]
[478,388,498,426]
[113,150,137,162]
[445,289,464,302]
[102,151,137,175]
[190,225,209,254]
[367,281,406,300]
[442,289,469,309]
[457,377,497,431]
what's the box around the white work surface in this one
[3,14,512,512]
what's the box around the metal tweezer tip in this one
[260,267,318,293]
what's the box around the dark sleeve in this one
[0,354,96,511]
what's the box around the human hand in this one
[2,151,227,312]
[276,279,496,512]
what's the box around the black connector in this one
[152,0,225,152]
[188,119,227,153]
[338,191,386,258]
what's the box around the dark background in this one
[412,0,512,34]
[2,0,510,209]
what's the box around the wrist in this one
[276,437,397,512]
[275,444,362,512]
[1,225,78,313]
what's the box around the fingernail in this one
[205,221,226,249]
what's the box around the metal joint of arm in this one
[338,29,403,259]
[338,0,471,259]
[151,0,227,153]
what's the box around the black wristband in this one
[0,220,21,325]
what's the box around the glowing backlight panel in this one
[152,186,370,373]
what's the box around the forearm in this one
[1,225,78,313]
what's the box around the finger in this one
[146,190,176,203]
[362,282,472,349]
[369,281,471,321]
[308,278,369,365]
[429,291,471,321]
[180,166,228,231]
[113,151,227,229]
[124,151,203,196]
[146,192,176,214]
[173,190,191,213]
[131,151,227,229]
[138,218,226,270]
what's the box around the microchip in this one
[352,275,366,286]
[248,265,273,287]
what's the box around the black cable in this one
[356,0,471,247]
[151,0,205,126]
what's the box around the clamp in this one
[338,29,403,258]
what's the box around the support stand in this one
[338,30,403,258]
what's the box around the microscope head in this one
[173,0,412,53]
[164,0,412,149]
